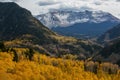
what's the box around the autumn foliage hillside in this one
[0,46,119,80]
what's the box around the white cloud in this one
[0,0,120,19]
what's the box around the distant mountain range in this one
[37,10,120,39]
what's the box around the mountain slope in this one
[98,24,120,43]
[37,10,120,39]
[0,2,56,43]
[96,38,120,66]
[0,2,102,58]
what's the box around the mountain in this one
[98,24,120,43]
[0,2,56,43]
[37,10,120,39]
[95,38,120,66]
[0,2,102,58]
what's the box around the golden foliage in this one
[51,35,77,43]
[0,51,119,80]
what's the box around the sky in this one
[0,0,120,19]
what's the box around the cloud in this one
[38,2,59,6]
[0,0,120,19]
[93,1,102,5]
[38,0,61,6]
[116,0,120,2]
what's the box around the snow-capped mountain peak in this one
[36,10,120,29]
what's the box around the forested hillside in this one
[0,43,120,80]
